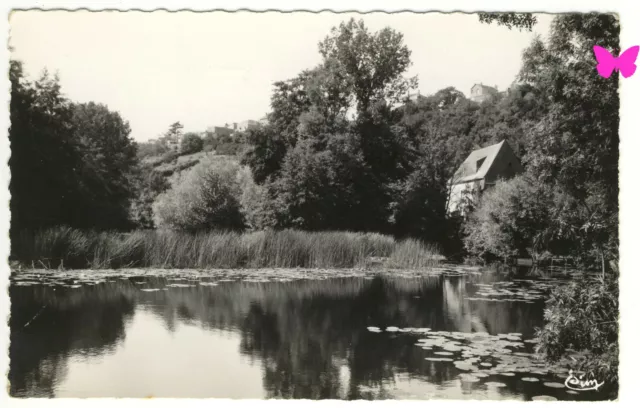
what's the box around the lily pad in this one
[454,364,474,371]
[531,369,548,375]
[434,351,454,356]
[141,288,160,292]
[543,382,565,389]
[521,377,540,382]
[425,357,454,362]
[386,326,400,332]
[485,382,507,387]
[499,372,516,377]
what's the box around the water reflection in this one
[8,270,594,400]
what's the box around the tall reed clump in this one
[385,238,442,269]
[11,227,440,270]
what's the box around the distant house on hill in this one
[470,83,499,103]
[206,125,235,139]
[447,140,524,215]
[406,91,427,103]
[237,120,260,132]
[206,119,264,139]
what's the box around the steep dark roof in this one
[451,140,505,183]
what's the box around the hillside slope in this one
[142,150,240,185]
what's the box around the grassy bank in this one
[11,227,442,270]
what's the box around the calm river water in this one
[8,266,605,400]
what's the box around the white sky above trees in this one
[9,11,552,141]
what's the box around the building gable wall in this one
[483,141,524,185]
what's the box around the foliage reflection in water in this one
[8,267,603,400]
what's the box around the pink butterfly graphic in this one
[593,45,639,78]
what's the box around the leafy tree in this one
[70,102,138,229]
[153,158,246,231]
[237,169,278,230]
[202,131,217,152]
[463,175,559,263]
[399,86,479,174]
[241,65,348,184]
[536,276,619,398]
[137,138,170,158]
[318,18,417,113]
[216,142,245,156]
[464,84,546,157]
[9,62,85,232]
[519,13,619,268]
[478,13,538,31]
[161,121,184,149]
[10,62,140,233]
[269,135,372,231]
[167,121,183,137]
[129,164,170,228]
[242,19,418,233]
[390,87,482,246]
[354,101,409,200]
[388,160,449,242]
[181,132,204,154]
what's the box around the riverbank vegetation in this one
[11,227,440,270]
[536,275,619,398]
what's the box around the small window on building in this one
[476,157,486,171]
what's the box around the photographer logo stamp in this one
[565,370,605,391]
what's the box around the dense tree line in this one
[9,61,139,233]
[235,18,551,256]
[467,13,619,269]
[239,15,617,267]
[10,14,619,269]
[475,12,619,394]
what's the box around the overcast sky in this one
[10,11,552,142]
